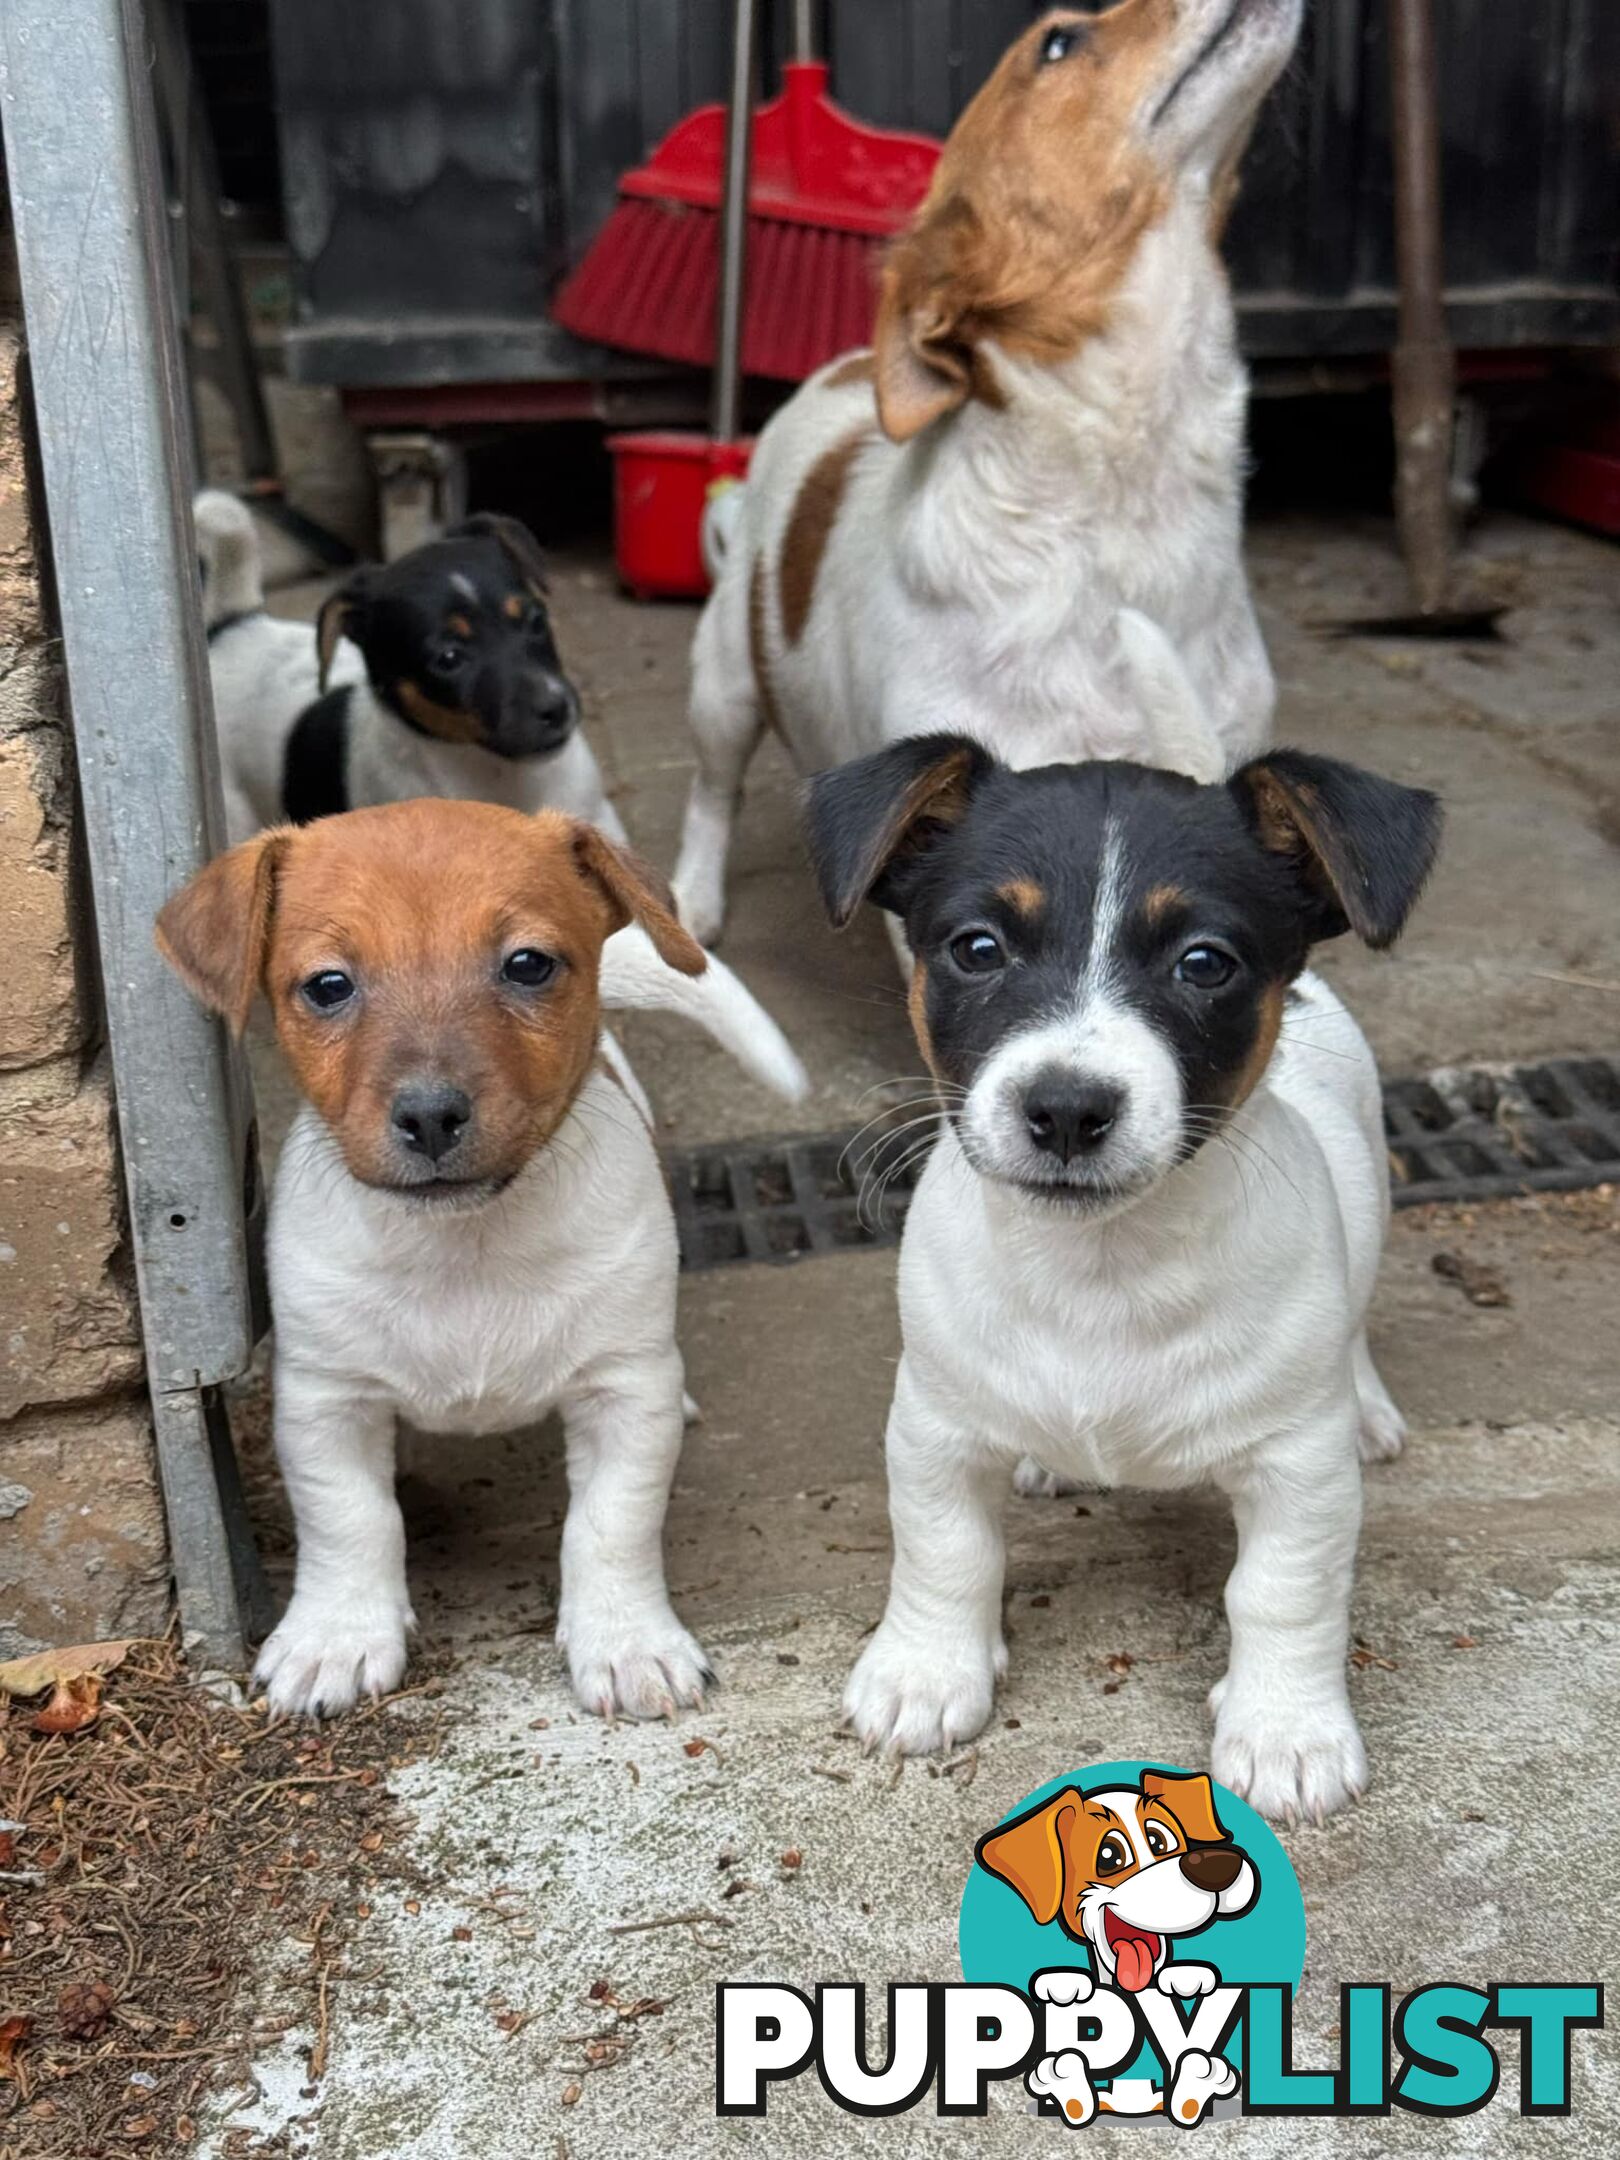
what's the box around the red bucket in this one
[607,430,753,601]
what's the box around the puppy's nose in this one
[1023,1075,1122,1163]
[391,1083,472,1164]
[1180,1846,1244,1893]
[537,680,577,733]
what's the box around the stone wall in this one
[0,295,168,1654]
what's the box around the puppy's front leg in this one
[1210,1416,1366,1824]
[556,1350,713,1720]
[844,1359,1007,1754]
[255,1365,413,1717]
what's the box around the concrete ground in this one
[217,509,1619,2156]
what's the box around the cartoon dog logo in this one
[976,1770,1258,2124]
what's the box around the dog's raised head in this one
[156,799,703,1205]
[875,0,1302,439]
[977,1770,1257,1990]
[316,515,581,760]
[806,734,1439,1216]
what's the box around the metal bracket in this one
[1,0,268,1670]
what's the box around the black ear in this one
[315,565,377,691]
[805,733,995,928]
[451,512,550,596]
[1231,750,1441,949]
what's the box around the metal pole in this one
[711,0,757,443]
[0,0,265,1668]
[793,0,815,64]
[1388,0,1454,613]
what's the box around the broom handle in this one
[713,0,758,443]
[793,0,815,62]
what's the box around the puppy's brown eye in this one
[949,929,1006,975]
[301,969,355,1012]
[1096,1833,1131,1875]
[502,948,557,989]
[433,642,465,674]
[1174,944,1237,989]
[1144,1821,1174,1856]
[1039,24,1082,64]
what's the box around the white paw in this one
[1168,2048,1239,2125]
[1211,1687,1367,1824]
[1028,2050,1097,2126]
[1034,1968,1095,2008]
[1012,1456,1092,1499]
[560,1604,713,1721]
[1357,1398,1407,1463]
[843,1621,1003,1756]
[255,1591,413,1717]
[1159,1965,1219,1999]
[671,872,724,949]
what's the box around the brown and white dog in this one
[157,801,737,1718]
[979,1770,1254,2124]
[978,1770,1256,1994]
[672,0,1300,948]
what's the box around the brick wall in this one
[0,303,168,1655]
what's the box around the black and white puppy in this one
[806,736,1440,1823]
[196,491,617,846]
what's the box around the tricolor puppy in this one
[674,0,1300,946]
[807,734,1441,1821]
[979,1770,1255,1994]
[157,800,734,1719]
[197,492,617,847]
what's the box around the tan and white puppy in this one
[674,0,1300,945]
[158,800,732,1719]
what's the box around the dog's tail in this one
[1114,609,1228,785]
[194,489,264,629]
[599,924,809,1103]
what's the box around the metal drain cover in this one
[666,1055,1620,1273]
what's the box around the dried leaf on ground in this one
[30,1671,103,1735]
[0,1639,134,1699]
[0,2014,33,2077]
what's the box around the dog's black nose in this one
[1180,1845,1244,1893]
[391,1084,472,1164]
[1024,1076,1121,1162]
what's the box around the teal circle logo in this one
[960,1761,1304,2105]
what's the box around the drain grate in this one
[667,1055,1620,1273]
[1384,1055,1620,1206]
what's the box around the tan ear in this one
[451,512,551,598]
[316,565,377,692]
[805,733,993,928]
[154,829,288,1036]
[315,592,352,693]
[975,1790,1080,1927]
[874,284,971,445]
[1140,1771,1230,1848]
[573,825,706,977]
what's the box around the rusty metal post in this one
[1388,0,1454,613]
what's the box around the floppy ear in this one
[805,733,994,927]
[1231,750,1441,950]
[975,1790,1080,1928]
[316,566,377,692]
[154,829,288,1036]
[573,824,706,977]
[874,286,972,445]
[452,512,550,597]
[1140,1771,1230,1848]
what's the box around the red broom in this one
[553,11,940,383]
